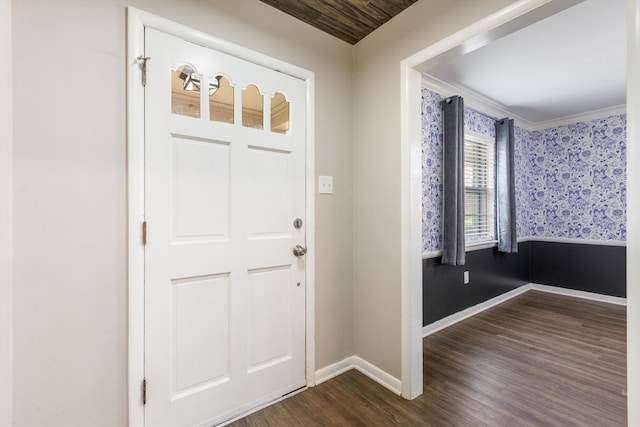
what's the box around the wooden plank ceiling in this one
[259,0,418,45]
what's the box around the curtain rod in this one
[443,96,508,123]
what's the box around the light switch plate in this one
[318,175,334,194]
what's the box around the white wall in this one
[0,1,13,425]
[11,0,353,425]
[627,0,640,424]
[351,0,517,379]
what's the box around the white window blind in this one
[464,134,495,244]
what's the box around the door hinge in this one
[142,221,147,246]
[137,55,150,87]
[142,378,147,405]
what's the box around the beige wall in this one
[0,0,13,425]
[11,0,352,425]
[351,0,517,378]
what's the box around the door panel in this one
[144,28,306,427]
[248,266,293,370]
[172,136,230,241]
[172,274,230,396]
[248,147,292,236]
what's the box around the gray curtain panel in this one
[441,96,465,265]
[495,118,518,253]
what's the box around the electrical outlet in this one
[463,271,470,285]
[318,175,334,194]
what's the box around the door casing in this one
[126,8,316,426]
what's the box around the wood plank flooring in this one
[230,291,627,426]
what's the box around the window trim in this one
[463,130,496,247]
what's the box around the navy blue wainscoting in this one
[423,242,531,326]
[530,241,626,298]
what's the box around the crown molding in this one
[529,104,627,130]
[421,73,534,129]
[422,74,627,132]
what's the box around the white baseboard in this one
[353,356,401,396]
[422,285,530,337]
[314,355,401,396]
[315,356,356,385]
[422,283,627,338]
[531,283,627,306]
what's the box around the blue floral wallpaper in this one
[421,87,627,252]
[527,115,627,240]
[421,89,444,252]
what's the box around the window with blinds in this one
[464,133,495,244]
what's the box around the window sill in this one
[422,240,499,259]
[465,240,498,252]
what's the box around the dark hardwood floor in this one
[230,291,627,426]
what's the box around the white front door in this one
[144,28,307,427]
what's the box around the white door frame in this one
[398,0,600,401]
[0,1,13,426]
[626,1,640,425]
[126,8,316,426]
